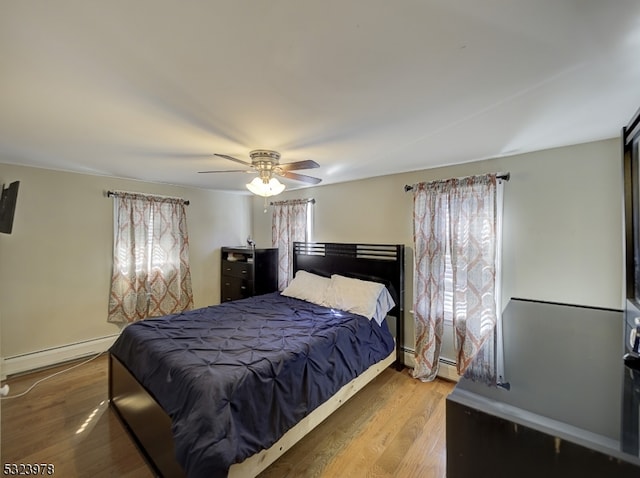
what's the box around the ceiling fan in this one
[199,150,322,197]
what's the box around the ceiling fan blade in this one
[214,153,253,167]
[278,160,320,171]
[198,169,254,174]
[278,171,322,184]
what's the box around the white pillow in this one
[322,274,391,322]
[281,270,331,305]
[372,286,396,326]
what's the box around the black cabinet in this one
[220,247,278,302]
[446,299,640,477]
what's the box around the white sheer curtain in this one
[412,174,504,385]
[272,199,310,290]
[107,192,193,324]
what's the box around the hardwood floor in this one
[1,354,153,478]
[1,355,454,477]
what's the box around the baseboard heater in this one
[401,346,459,382]
[1,339,459,382]
[1,334,119,380]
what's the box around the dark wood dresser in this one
[220,247,278,302]
[446,298,640,478]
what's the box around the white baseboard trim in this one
[1,335,119,380]
[402,348,459,382]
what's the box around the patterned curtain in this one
[412,174,500,384]
[107,192,193,325]
[272,199,310,290]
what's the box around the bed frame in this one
[109,242,405,477]
[292,242,405,369]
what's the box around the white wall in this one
[0,163,251,363]
[251,139,624,358]
[2,137,620,371]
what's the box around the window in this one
[412,174,505,385]
[272,199,313,290]
[107,192,193,324]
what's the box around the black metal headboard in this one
[293,242,405,367]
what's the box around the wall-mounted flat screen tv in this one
[0,181,19,234]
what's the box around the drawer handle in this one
[226,267,232,271]
[225,282,231,286]
[240,286,246,290]
[241,270,247,274]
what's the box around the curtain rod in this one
[107,190,190,205]
[269,198,316,206]
[403,172,510,192]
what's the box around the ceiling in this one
[2,1,640,193]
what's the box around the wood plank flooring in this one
[1,354,454,477]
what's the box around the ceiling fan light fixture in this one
[246,177,285,197]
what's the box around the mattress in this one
[109,292,394,477]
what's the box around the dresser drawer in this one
[221,276,253,302]
[222,260,253,279]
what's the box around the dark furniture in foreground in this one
[109,242,404,477]
[447,298,640,478]
[220,246,278,302]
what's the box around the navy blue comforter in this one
[109,292,394,477]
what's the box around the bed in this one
[108,242,405,477]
